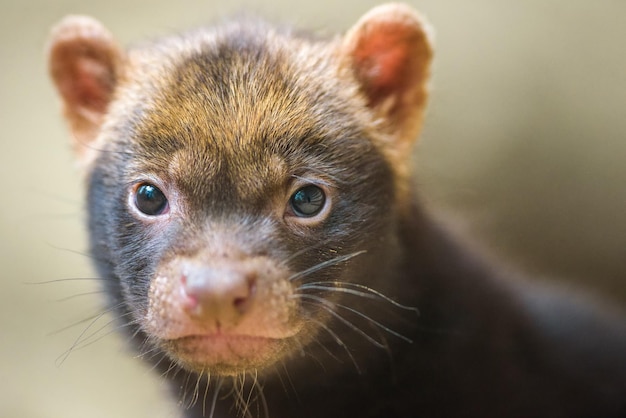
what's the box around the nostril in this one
[233,295,249,313]
[233,273,257,314]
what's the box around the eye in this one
[290,185,326,217]
[134,183,168,216]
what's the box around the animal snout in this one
[181,260,258,329]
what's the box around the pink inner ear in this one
[352,24,422,108]
[55,47,115,114]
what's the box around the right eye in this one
[134,183,169,216]
[290,185,326,218]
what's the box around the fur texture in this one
[48,4,626,418]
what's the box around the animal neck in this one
[397,197,518,333]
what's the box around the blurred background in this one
[1,0,624,417]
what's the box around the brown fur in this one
[48,4,626,418]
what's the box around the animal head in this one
[48,3,433,376]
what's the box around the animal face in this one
[48,4,432,376]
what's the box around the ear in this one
[47,15,124,160]
[341,3,434,144]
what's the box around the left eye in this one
[134,183,169,216]
[289,185,326,217]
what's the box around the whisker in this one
[54,290,106,302]
[208,377,223,418]
[281,236,335,266]
[55,302,125,365]
[75,137,137,158]
[291,175,334,188]
[245,369,263,418]
[160,360,180,381]
[190,370,203,409]
[336,303,412,343]
[257,373,269,418]
[299,295,385,348]
[24,277,109,285]
[233,372,253,418]
[293,168,344,185]
[202,371,211,417]
[298,284,378,300]
[180,371,193,409]
[305,316,361,374]
[245,371,257,417]
[169,364,184,383]
[134,344,163,361]
[61,315,137,355]
[144,352,170,377]
[272,361,295,402]
[57,307,139,364]
[310,338,340,368]
[43,243,102,262]
[48,310,109,336]
[300,281,420,313]
[289,250,367,282]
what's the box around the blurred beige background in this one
[1,1,625,417]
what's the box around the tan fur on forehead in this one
[66,9,431,207]
[166,151,285,198]
[105,23,369,187]
[167,150,221,183]
[231,154,288,200]
[131,30,351,137]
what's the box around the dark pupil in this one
[135,184,167,215]
[290,185,325,217]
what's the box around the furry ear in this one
[47,15,123,159]
[341,3,434,144]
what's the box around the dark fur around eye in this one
[134,183,169,216]
[290,185,325,217]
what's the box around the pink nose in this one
[181,261,257,329]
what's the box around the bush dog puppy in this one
[48,4,626,417]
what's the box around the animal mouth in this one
[166,333,287,374]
